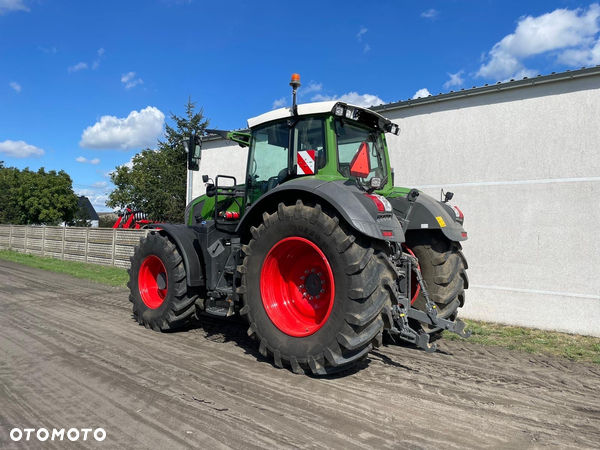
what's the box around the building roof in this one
[372,65,600,114]
[77,196,100,221]
[203,66,600,143]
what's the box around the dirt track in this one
[0,260,599,449]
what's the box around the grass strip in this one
[0,249,128,287]
[443,320,600,364]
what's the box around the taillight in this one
[365,193,392,213]
[453,206,464,222]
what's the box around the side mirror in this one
[185,134,202,171]
[206,184,216,197]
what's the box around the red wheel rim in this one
[402,244,421,304]
[139,255,168,309]
[260,237,335,337]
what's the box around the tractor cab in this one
[185,75,401,228]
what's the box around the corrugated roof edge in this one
[203,66,600,142]
[372,66,600,113]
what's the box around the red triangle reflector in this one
[349,142,371,178]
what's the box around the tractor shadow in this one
[169,314,448,377]
[173,313,269,362]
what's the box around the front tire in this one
[405,232,469,340]
[128,232,198,331]
[240,201,396,375]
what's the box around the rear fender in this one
[236,178,405,243]
[145,223,205,286]
[386,191,467,242]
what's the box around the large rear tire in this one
[128,232,198,331]
[240,201,396,375]
[405,232,468,340]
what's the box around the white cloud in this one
[91,181,108,188]
[311,92,385,107]
[272,97,287,109]
[80,106,165,150]
[76,156,101,164]
[299,81,322,97]
[413,88,432,99]
[477,4,600,80]
[557,33,600,66]
[121,71,143,89]
[0,140,44,158]
[0,0,29,15]
[9,81,21,93]
[443,70,465,90]
[68,62,88,73]
[356,26,367,41]
[421,9,439,20]
[92,48,105,70]
[364,44,371,54]
[38,46,57,54]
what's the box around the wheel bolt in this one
[320,289,325,293]
[299,284,304,288]
[316,295,320,299]
[300,276,305,280]
[309,296,313,300]
[321,280,325,285]
[317,272,322,277]
[311,268,316,273]
[305,270,309,274]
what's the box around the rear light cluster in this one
[452,205,464,223]
[364,193,392,213]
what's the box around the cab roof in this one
[247,101,389,129]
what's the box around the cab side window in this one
[293,117,326,170]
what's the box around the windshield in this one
[336,121,387,184]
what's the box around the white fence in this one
[0,225,148,269]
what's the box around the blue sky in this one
[1,0,599,211]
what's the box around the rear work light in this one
[365,193,392,213]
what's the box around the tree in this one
[0,164,79,225]
[98,214,117,228]
[107,98,209,223]
[0,162,22,224]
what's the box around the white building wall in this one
[192,75,600,336]
[193,138,248,196]
[383,76,600,337]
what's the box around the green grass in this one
[0,249,128,287]
[443,320,600,365]
[1,249,599,365]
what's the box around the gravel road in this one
[0,260,599,449]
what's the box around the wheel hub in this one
[260,237,335,337]
[138,255,168,309]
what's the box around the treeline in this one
[0,162,80,225]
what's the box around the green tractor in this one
[128,74,470,375]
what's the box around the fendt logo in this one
[9,428,106,442]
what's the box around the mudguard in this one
[236,178,405,242]
[386,191,467,242]
[145,223,205,286]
